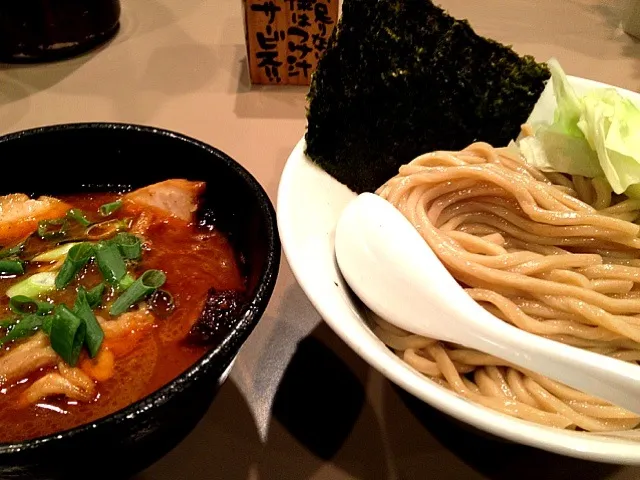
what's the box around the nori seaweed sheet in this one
[305,0,550,194]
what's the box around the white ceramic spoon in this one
[335,192,640,416]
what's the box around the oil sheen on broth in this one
[0,180,245,443]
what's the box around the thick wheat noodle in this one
[439,210,640,250]
[592,177,613,210]
[579,265,640,282]
[504,238,571,256]
[597,250,640,260]
[373,142,640,432]
[511,299,606,325]
[537,270,592,288]
[601,199,640,214]
[543,334,640,350]
[509,256,602,275]
[604,258,640,267]
[373,325,436,350]
[430,231,640,313]
[589,279,634,295]
[468,289,625,341]
[573,175,595,205]
[427,186,513,223]
[445,231,508,255]
[438,201,626,240]
[544,172,577,191]
[613,350,640,362]
[398,153,593,213]
[387,167,638,235]
[426,343,575,428]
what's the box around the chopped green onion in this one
[32,242,81,263]
[42,316,53,335]
[86,283,105,309]
[86,219,130,240]
[37,218,68,240]
[119,273,135,290]
[99,200,122,217]
[0,259,24,275]
[0,314,44,346]
[66,209,91,227]
[112,233,142,260]
[0,317,18,329]
[55,243,94,290]
[74,288,104,358]
[0,240,26,259]
[95,241,127,285]
[110,270,166,316]
[50,305,86,366]
[7,272,57,298]
[9,295,53,315]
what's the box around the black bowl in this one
[0,0,121,63]
[0,123,280,479]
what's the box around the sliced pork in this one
[122,179,205,223]
[0,333,59,386]
[21,362,95,405]
[0,194,69,245]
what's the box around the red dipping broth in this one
[0,186,245,443]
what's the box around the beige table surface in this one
[2,0,640,478]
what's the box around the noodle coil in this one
[374,141,640,432]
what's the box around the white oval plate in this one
[277,75,640,464]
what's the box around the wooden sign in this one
[243,0,339,85]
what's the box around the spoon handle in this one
[390,235,640,414]
[450,298,640,415]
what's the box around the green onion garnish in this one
[86,283,106,309]
[31,242,80,263]
[0,240,26,259]
[55,243,94,290]
[50,305,86,366]
[0,259,24,275]
[66,208,91,227]
[86,219,130,241]
[110,270,166,316]
[99,200,122,217]
[6,272,56,298]
[37,218,68,240]
[42,316,53,335]
[74,288,104,358]
[0,314,44,346]
[9,295,53,316]
[112,233,142,260]
[119,273,135,290]
[95,241,127,286]
[0,317,18,329]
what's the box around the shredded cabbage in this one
[518,58,640,197]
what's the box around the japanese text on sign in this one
[244,0,338,85]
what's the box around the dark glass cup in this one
[0,0,121,63]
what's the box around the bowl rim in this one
[277,75,640,465]
[0,122,281,453]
